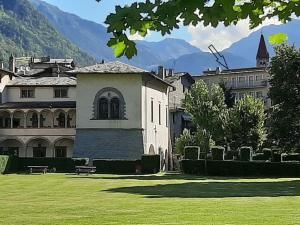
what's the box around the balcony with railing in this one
[227,80,268,89]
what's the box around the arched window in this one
[57,112,65,128]
[98,97,109,119]
[110,97,120,119]
[31,113,38,128]
[93,87,126,120]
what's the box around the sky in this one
[42,0,280,52]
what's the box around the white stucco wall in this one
[2,86,76,103]
[142,79,169,155]
[76,73,142,129]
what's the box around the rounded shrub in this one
[239,146,253,161]
[211,146,225,160]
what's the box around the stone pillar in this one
[24,113,27,128]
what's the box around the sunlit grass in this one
[0,173,300,225]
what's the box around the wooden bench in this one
[75,166,96,175]
[28,166,48,174]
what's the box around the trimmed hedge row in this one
[0,155,19,174]
[18,158,86,172]
[211,146,225,160]
[181,159,300,177]
[93,155,161,174]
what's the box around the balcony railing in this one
[227,80,268,89]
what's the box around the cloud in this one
[188,18,281,52]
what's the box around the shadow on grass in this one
[104,180,300,198]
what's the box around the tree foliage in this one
[269,44,300,152]
[183,80,228,150]
[228,96,266,151]
[96,0,300,58]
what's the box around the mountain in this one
[223,19,300,64]
[0,0,96,67]
[164,52,252,74]
[29,0,205,69]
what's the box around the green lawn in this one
[0,173,300,225]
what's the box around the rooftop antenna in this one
[208,44,229,69]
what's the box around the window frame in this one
[54,87,69,98]
[20,88,35,98]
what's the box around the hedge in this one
[93,159,139,174]
[141,155,160,173]
[224,150,238,160]
[211,146,225,160]
[181,159,300,177]
[282,153,300,162]
[184,147,199,160]
[18,158,86,172]
[0,155,19,174]
[240,147,252,161]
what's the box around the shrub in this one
[93,159,139,174]
[240,146,252,161]
[281,153,300,162]
[263,148,272,160]
[181,159,300,177]
[184,147,200,160]
[252,153,266,161]
[18,158,83,172]
[141,155,160,174]
[0,155,9,174]
[175,129,195,155]
[211,146,225,160]
[224,150,238,160]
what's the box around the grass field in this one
[0,173,300,225]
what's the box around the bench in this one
[28,166,48,174]
[75,166,96,175]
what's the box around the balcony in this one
[0,128,75,136]
[227,80,268,89]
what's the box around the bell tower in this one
[256,34,270,67]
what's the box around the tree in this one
[96,0,299,58]
[228,96,266,151]
[219,81,235,108]
[269,44,300,152]
[175,129,195,155]
[183,80,228,151]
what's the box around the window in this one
[158,103,161,125]
[57,112,66,128]
[99,98,109,119]
[110,97,120,119]
[256,91,263,99]
[151,99,154,122]
[172,113,176,124]
[183,86,186,93]
[238,77,246,83]
[55,146,67,158]
[20,89,34,98]
[54,88,68,98]
[33,147,46,157]
[93,87,125,120]
[166,106,168,127]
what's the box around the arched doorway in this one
[12,110,25,128]
[40,110,53,128]
[0,139,24,156]
[54,138,74,158]
[0,111,11,128]
[149,144,155,155]
[26,138,50,158]
[26,110,39,128]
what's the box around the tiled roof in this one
[15,69,45,77]
[0,101,76,109]
[69,61,147,74]
[7,77,77,86]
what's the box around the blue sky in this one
[42,0,280,51]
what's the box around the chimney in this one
[9,54,15,73]
[158,66,165,79]
[168,69,174,77]
[0,60,3,70]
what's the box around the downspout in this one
[144,78,152,154]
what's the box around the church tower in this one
[256,34,270,67]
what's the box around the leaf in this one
[111,41,126,57]
[269,33,288,45]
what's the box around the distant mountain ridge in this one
[0,0,96,67]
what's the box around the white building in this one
[69,61,171,160]
[0,60,172,160]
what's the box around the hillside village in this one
[0,35,272,169]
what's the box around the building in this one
[195,34,271,109]
[0,56,76,158]
[162,68,195,148]
[68,61,172,160]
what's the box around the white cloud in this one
[188,18,281,52]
